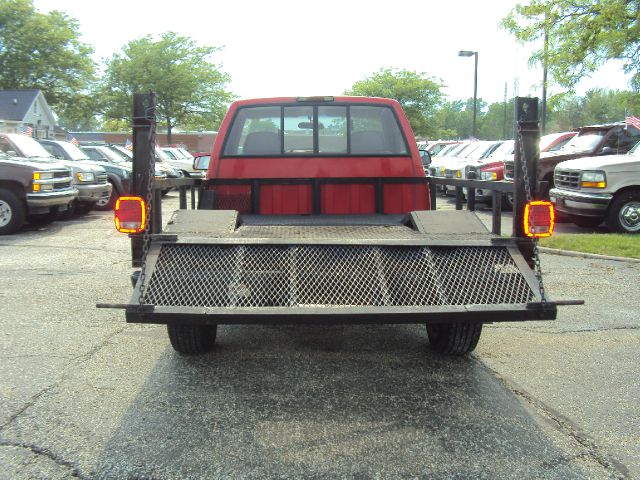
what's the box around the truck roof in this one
[231,96,401,107]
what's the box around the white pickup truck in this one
[549,140,640,233]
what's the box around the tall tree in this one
[501,0,640,90]
[99,32,234,141]
[345,68,445,137]
[0,0,96,124]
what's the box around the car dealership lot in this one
[0,193,637,479]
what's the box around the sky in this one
[33,0,632,105]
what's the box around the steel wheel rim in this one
[619,201,640,232]
[95,191,112,207]
[0,199,12,227]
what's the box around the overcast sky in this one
[34,0,631,105]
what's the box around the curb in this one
[538,246,640,263]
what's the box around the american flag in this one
[626,116,640,130]
[21,125,33,137]
[70,137,79,146]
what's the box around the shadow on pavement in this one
[91,324,592,479]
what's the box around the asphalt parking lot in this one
[0,193,638,479]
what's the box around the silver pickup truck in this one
[0,152,78,234]
[550,140,640,233]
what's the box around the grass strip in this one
[539,233,640,259]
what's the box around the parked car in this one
[550,139,640,232]
[428,141,474,193]
[426,140,460,156]
[1,134,110,215]
[504,123,640,198]
[0,151,77,233]
[443,140,503,195]
[101,144,185,182]
[156,147,203,177]
[463,140,514,204]
[78,145,133,210]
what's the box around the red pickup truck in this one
[109,95,559,358]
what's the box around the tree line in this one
[0,0,638,142]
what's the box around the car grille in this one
[53,170,70,179]
[554,169,580,190]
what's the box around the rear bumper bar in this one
[119,302,557,325]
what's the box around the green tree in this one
[345,68,445,137]
[99,32,234,141]
[547,88,640,131]
[501,0,640,90]
[0,0,96,124]
[478,98,515,140]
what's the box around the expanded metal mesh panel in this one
[234,225,423,240]
[143,244,535,309]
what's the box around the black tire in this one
[167,323,217,355]
[27,207,59,225]
[94,181,117,211]
[504,192,514,210]
[74,202,95,215]
[56,201,77,220]
[569,215,602,229]
[426,322,482,356]
[606,190,640,233]
[0,188,26,235]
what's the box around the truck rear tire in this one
[167,323,217,355]
[426,322,482,355]
[606,190,640,233]
[0,188,26,235]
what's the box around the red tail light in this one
[114,196,147,234]
[524,201,554,238]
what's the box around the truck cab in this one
[206,96,429,214]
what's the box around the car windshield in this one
[562,131,605,153]
[8,134,53,158]
[155,147,173,161]
[87,147,127,163]
[466,142,498,160]
[488,140,514,158]
[108,146,132,160]
[629,140,640,155]
[59,142,90,161]
[433,144,457,157]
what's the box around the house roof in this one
[0,89,40,121]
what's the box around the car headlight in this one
[33,171,53,181]
[76,172,95,182]
[481,171,497,180]
[580,171,606,188]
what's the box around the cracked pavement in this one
[0,193,638,479]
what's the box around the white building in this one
[0,89,60,139]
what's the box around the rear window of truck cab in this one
[222,103,409,156]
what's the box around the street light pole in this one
[459,50,478,138]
